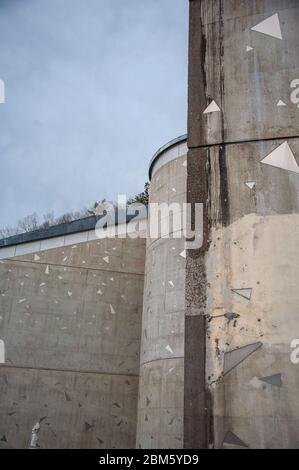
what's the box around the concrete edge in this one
[0,212,146,249]
[148,134,187,180]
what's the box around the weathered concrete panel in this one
[0,236,145,448]
[188,0,299,148]
[136,359,184,449]
[0,366,138,449]
[188,0,299,449]
[206,212,299,448]
[206,139,299,227]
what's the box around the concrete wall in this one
[0,236,145,448]
[136,146,187,448]
[188,0,299,449]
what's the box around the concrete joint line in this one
[3,258,144,277]
[140,356,183,368]
[188,134,299,151]
[0,364,138,378]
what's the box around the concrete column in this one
[136,137,187,448]
[187,0,299,448]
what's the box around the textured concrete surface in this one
[136,152,187,449]
[188,0,299,148]
[0,367,138,449]
[206,211,299,448]
[0,236,145,448]
[188,0,299,449]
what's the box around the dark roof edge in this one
[0,212,145,248]
[148,134,187,180]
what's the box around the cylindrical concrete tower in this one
[187,0,299,449]
[136,136,187,449]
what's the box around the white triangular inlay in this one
[251,13,282,40]
[0,339,5,364]
[203,100,221,114]
[165,345,174,354]
[260,141,299,174]
[246,46,253,52]
[277,100,287,107]
[110,304,115,315]
[245,182,256,189]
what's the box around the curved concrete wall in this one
[136,139,187,448]
[188,0,299,449]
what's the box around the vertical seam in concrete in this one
[184,0,210,449]
[218,0,230,227]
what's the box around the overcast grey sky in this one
[0,0,188,229]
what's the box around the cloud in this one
[0,0,188,228]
